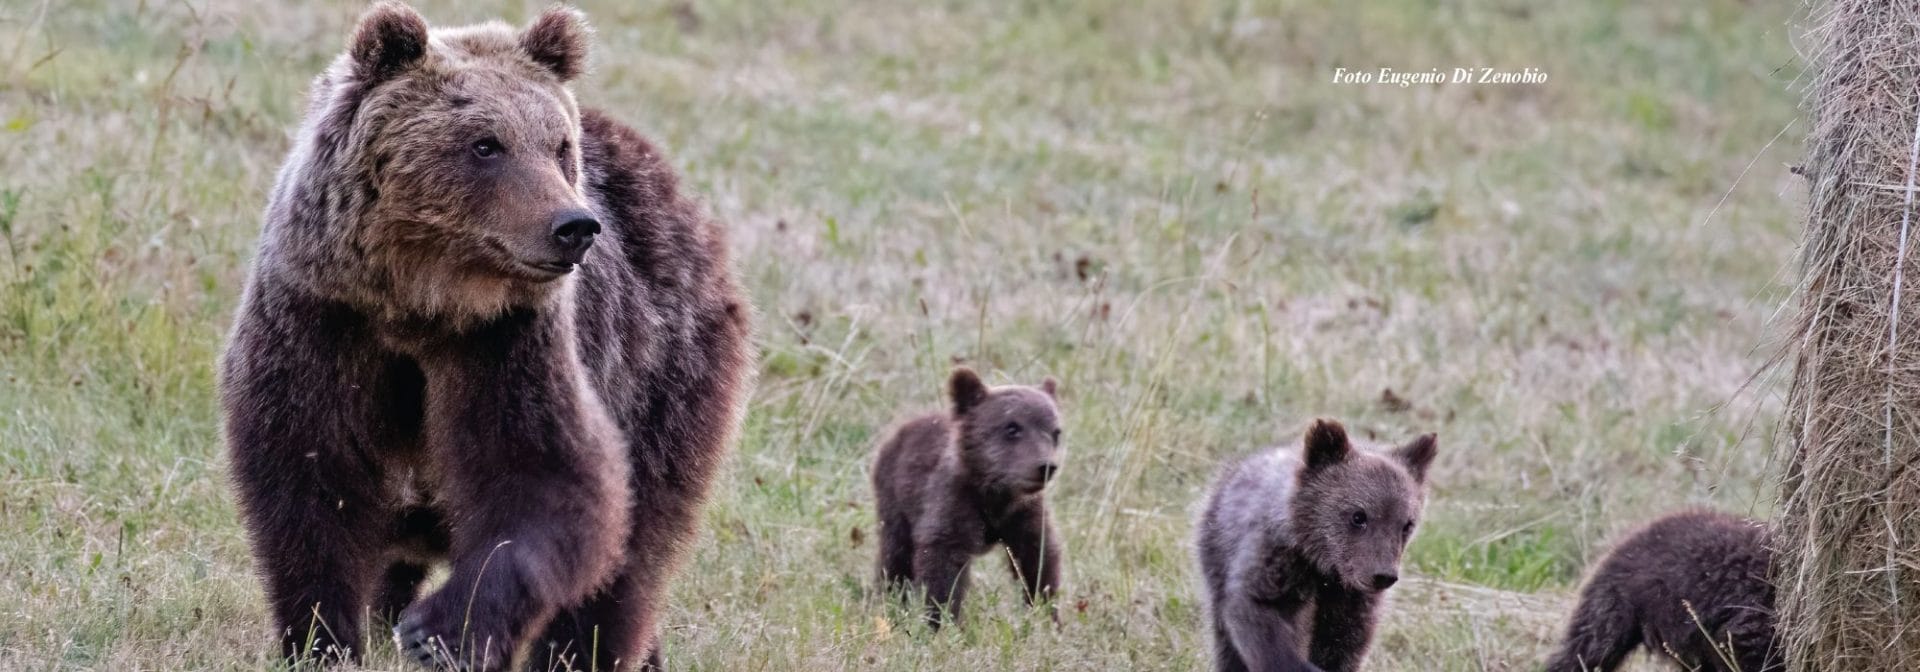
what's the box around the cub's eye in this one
[1402,521,1416,536]
[1003,423,1021,440]
[1050,428,1062,444]
[1349,511,1369,529]
[556,140,571,163]
[472,138,504,159]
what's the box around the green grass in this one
[0,0,1802,669]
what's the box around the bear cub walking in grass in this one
[1196,419,1437,672]
[871,367,1066,627]
[1545,510,1779,672]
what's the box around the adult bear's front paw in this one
[393,595,513,671]
[393,617,459,671]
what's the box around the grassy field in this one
[0,0,1805,670]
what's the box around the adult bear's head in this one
[268,2,599,325]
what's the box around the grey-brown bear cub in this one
[1196,419,1438,672]
[870,367,1065,627]
[1545,510,1780,672]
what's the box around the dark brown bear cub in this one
[1545,510,1780,672]
[1196,419,1438,672]
[870,367,1065,627]
[220,3,751,671]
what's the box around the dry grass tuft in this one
[1776,1,1920,668]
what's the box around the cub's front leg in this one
[1221,593,1322,672]
[1222,543,1323,672]
[912,532,975,629]
[1306,585,1380,672]
[393,311,631,671]
[1002,506,1062,622]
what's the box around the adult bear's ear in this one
[1394,433,1438,484]
[521,5,591,82]
[950,368,989,416]
[1302,419,1351,473]
[350,1,430,84]
[1040,377,1058,399]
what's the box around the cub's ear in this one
[521,5,591,82]
[1302,419,1351,473]
[1395,433,1438,484]
[950,367,989,416]
[350,1,430,84]
[1040,377,1058,398]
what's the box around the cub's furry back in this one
[1544,510,1780,672]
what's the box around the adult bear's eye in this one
[1003,423,1021,440]
[1402,521,1415,537]
[472,138,504,159]
[1350,511,1369,529]
[556,139,571,164]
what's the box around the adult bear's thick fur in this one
[219,4,751,670]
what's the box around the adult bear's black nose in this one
[1371,573,1399,590]
[552,211,601,262]
[1036,462,1060,483]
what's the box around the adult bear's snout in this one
[550,210,600,263]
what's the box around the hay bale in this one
[1777,1,1920,669]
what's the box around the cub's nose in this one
[551,211,601,262]
[1036,462,1060,484]
[1371,573,1399,591]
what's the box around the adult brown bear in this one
[218,3,752,670]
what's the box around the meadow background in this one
[0,0,1805,669]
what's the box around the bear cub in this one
[1545,510,1780,672]
[1196,419,1438,672]
[871,367,1066,627]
